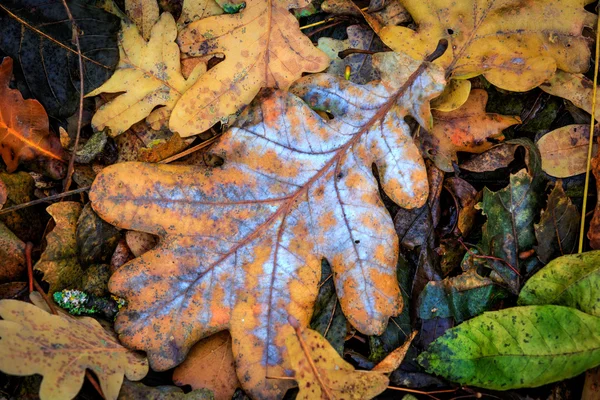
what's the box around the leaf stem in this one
[0,187,90,215]
[26,242,34,293]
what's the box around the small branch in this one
[338,48,376,58]
[0,187,90,215]
[458,238,520,277]
[159,134,222,164]
[61,0,84,192]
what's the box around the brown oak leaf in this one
[90,51,445,398]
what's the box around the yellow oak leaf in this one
[89,51,445,399]
[178,0,223,27]
[540,71,600,120]
[380,0,594,91]
[171,0,330,136]
[537,124,595,178]
[418,89,521,172]
[86,12,206,136]
[0,300,148,400]
[125,0,159,41]
[284,318,389,400]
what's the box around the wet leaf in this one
[171,0,330,135]
[173,331,239,400]
[0,300,148,400]
[478,140,544,292]
[0,221,25,283]
[76,203,122,266]
[380,0,594,91]
[0,57,65,173]
[285,320,389,400]
[86,13,206,136]
[90,52,445,398]
[418,270,508,323]
[125,0,160,41]
[0,172,45,243]
[537,124,595,178]
[418,89,520,172]
[317,25,385,84]
[519,252,600,317]
[35,202,85,294]
[418,305,600,390]
[0,0,120,118]
[119,380,214,399]
[534,182,579,264]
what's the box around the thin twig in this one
[323,299,337,338]
[338,48,377,58]
[26,243,34,293]
[579,10,600,253]
[61,0,84,192]
[458,238,520,277]
[159,134,223,164]
[0,187,90,215]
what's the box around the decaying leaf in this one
[0,300,148,400]
[35,202,85,294]
[90,51,445,398]
[372,330,417,373]
[459,142,520,173]
[171,0,330,135]
[86,12,206,136]
[418,305,600,390]
[173,331,239,400]
[380,0,594,91]
[418,89,520,172]
[0,57,65,172]
[125,0,160,41]
[317,25,385,84]
[285,318,389,400]
[177,0,223,27]
[519,252,600,317]
[534,182,579,264]
[0,0,119,117]
[321,0,410,34]
[0,221,25,283]
[540,71,600,121]
[418,269,507,323]
[537,124,595,178]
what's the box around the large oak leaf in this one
[90,52,445,398]
[170,0,330,136]
[380,0,594,92]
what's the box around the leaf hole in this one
[354,240,360,244]
[447,28,454,35]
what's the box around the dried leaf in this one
[125,0,160,40]
[0,300,148,400]
[519,251,600,317]
[418,89,520,172]
[35,202,85,294]
[430,79,471,112]
[0,172,44,242]
[86,13,206,136]
[171,0,330,135]
[537,124,596,178]
[90,52,445,398]
[173,331,239,400]
[0,57,65,172]
[321,0,410,33]
[443,177,480,237]
[380,0,594,91]
[418,305,600,390]
[317,25,385,84]
[372,330,417,373]
[540,71,600,120]
[459,142,520,173]
[178,0,223,27]
[534,182,579,264]
[285,320,389,400]
[76,203,122,266]
[0,221,25,283]
[0,0,119,117]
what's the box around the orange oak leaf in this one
[417,89,520,172]
[173,331,240,400]
[284,318,389,400]
[170,0,330,136]
[0,300,148,400]
[0,57,65,172]
[90,51,445,399]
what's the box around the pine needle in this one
[578,10,600,254]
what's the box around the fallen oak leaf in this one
[171,0,330,136]
[90,51,446,398]
[380,0,594,92]
[0,300,148,400]
[537,124,596,178]
[125,0,159,40]
[285,317,389,400]
[86,12,206,136]
[0,57,65,173]
[417,89,520,172]
[540,71,600,120]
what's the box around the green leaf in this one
[534,182,579,264]
[418,270,508,323]
[418,305,600,390]
[519,252,600,317]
